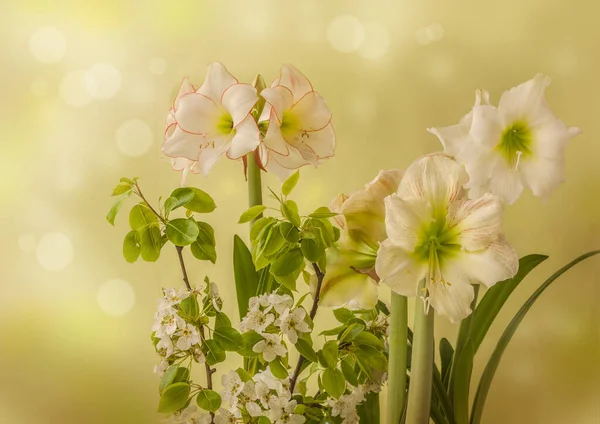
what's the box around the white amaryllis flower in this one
[274,307,310,344]
[162,62,260,176]
[319,169,403,309]
[375,154,519,322]
[176,324,200,351]
[430,74,581,204]
[258,64,336,180]
[252,333,287,362]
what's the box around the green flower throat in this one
[495,120,533,167]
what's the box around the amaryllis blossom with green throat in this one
[375,154,519,322]
[319,169,403,309]
[430,74,581,204]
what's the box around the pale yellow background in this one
[1,1,599,423]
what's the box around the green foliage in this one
[453,340,474,424]
[122,230,141,263]
[239,331,263,357]
[157,382,190,414]
[179,295,199,320]
[439,337,454,387]
[322,368,345,399]
[166,218,199,246]
[158,365,179,393]
[196,389,222,412]
[281,171,300,196]
[333,308,354,324]
[140,226,162,262]
[191,221,217,263]
[320,341,338,369]
[106,193,131,225]
[173,187,216,213]
[295,338,318,363]
[202,339,226,365]
[129,203,159,230]
[164,188,194,216]
[269,357,289,379]
[214,327,244,351]
[233,236,259,320]
[239,205,267,224]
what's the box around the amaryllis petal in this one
[262,110,291,155]
[227,115,260,159]
[427,280,475,324]
[375,240,424,297]
[175,93,222,135]
[265,148,311,181]
[383,195,425,252]
[444,237,518,288]
[162,125,203,161]
[221,84,258,126]
[346,278,379,310]
[447,193,504,251]
[171,157,199,186]
[498,74,551,121]
[197,134,233,176]
[197,62,237,102]
[261,85,294,123]
[397,154,468,210]
[329,193,349,230]
[287,91,332,132]
[302,123,336,159]
[319,268,370,309]
[520,156,565,200]
[279,64,313,101]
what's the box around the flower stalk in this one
[387,292,408,424]
[406,280,435,424]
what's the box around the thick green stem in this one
[387,292,408,424]
[247,155,263,210]
[406,290,435,424]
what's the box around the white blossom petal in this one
[197,62,237,102]
[287,91,332,132]
[279,64,313,101]
[221,83,258,126]
[427,280,474,324]
[375,239,424,297]
[447,193,504,251]
[227,115,260,159]
[261,85,294,123]
[175,93,223,135]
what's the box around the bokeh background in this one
[2,1,599,423]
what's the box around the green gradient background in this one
[2,1,599,423]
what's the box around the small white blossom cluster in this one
[173,404,212,424]
[152,286,205,376]
[240,292,310,361]
[218,369,305,424]
[327,386,366,424]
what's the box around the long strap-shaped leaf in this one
[470,250,600,424]
[233,235,259,320]
[471,254,548,353]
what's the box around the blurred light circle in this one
[29,26,66,63]
[31,79,49,97]
[415,27,432,45]
[429,23,445,42]
[60,70,95,107]
[36,232,73,271]
[86,62,122,99]
[116,119,153,157]
[327,15,365,53]
[149,57,167,75]
[18,234,37,252]
[427,54,456,82]
[97,278,136,317]
[359,22,391,60]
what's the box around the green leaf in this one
[320,341,338,369]
[122,230,140,263]
[158,365,179,393]
[338,323,365,343]
[106,193,131,225]
[157,382,190,414]
[453,340,474,424]
[239,205,267,224]
[352,331,384,349]
[308,206,337,219]
[269,357,289,379]
[471,250,600,424]
[173,367,190,384]
[238,331,263,357]
[333,308,354,324]
[112,182,133,196]
[258,416,271,424]
[340,357,359,387]
[440,337,454,386]
[271,248,304,277]
[179,295,199,319]
[140,225,162,262]
[120,177,136,185]
[233,235,260,320]
[236,367,253,382]
[319,325,345,336]
[174,187,216,213]
[214,327,244,351]
[281,170,300,196]
[129,203,159,230]
[215,312,232,329]
[251,217,274,242]
[301,238,325,262]
[355,345,387,374]
[322,368,345,399]
[166,218,200,246]
[282,200,301,227]
[191,221,217,263]
[164,187,194,215]
[471,254,548,353]
[295,339,318,363]
[279,221,301,243]
[196,389,222,412]
[202,339,226,365]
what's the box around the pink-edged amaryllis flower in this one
[258,64,336,180]
[162,62,261,177]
